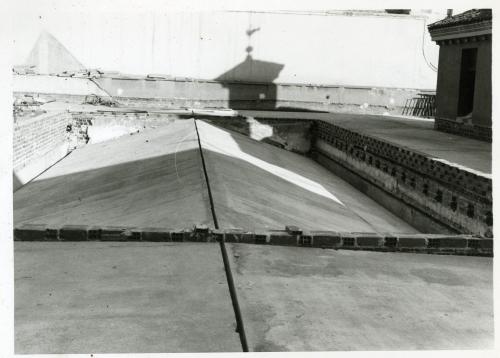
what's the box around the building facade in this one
[428,9,492,141]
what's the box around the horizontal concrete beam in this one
[13,224,493,256]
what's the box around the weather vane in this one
[245,15,260,56]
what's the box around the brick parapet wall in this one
[312,120,492,237]
[435,117,492,142]
[69,111,181,140]
[13,111,72,171]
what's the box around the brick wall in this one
[13,109,183,175]
[435,117,492,142]
[312,120,492,237]
[13,111,72,171]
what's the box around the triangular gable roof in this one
[215,55,284,84]
[24,31,86,74]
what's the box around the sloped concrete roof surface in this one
[14,120,213,228]
[14,119,417,233]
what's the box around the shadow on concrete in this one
[12,127,413,233]
[214,56,328,114]
[13,148,214,228]
[215,54,284,111]
[13,172,23,192]
[200,117,313,154]
[196,121,419,233]
[13,118,418,233]
[13,141,353,231]
[213,24,328,115]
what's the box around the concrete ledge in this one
[13,224,493,256]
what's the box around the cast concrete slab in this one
[14,119,213,228]
[14,242,241,353]
[197,120,418,233]
[237,110,492,175]
[227,243,493,351]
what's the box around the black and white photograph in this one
[0,0,497,356]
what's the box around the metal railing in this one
[402,93,436,118]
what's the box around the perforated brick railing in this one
[312,120,492,237]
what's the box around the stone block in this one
[384,236,398,248]
[341,233,357,247]
[60,225,89,241]
[478,239,493,250]
[188,226,211,242]
[285,225,302,235]
[45,227,59,241]
[210,229,224,242]
[224,229,246,243]
[140,228,171,242]
[14,224,48,241]
[355,234,382,247]
[311,231,341,248]
[435,237,468,248]
[87,227,102,240]
[398,235,427,248]
[254,233,268,245]
[269,231,297,246]
[126,229,142,241]
[299,235,313,247]
[100,226,129,241]
[241,232,257,244]
[194,224,210,234]
[171,230,189,242]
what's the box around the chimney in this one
[447,9,453,18]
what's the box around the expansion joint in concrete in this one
[193,119,219,229]
[193,119,249,352]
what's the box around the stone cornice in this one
[435,34,492,46]
[429,20,492,42]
